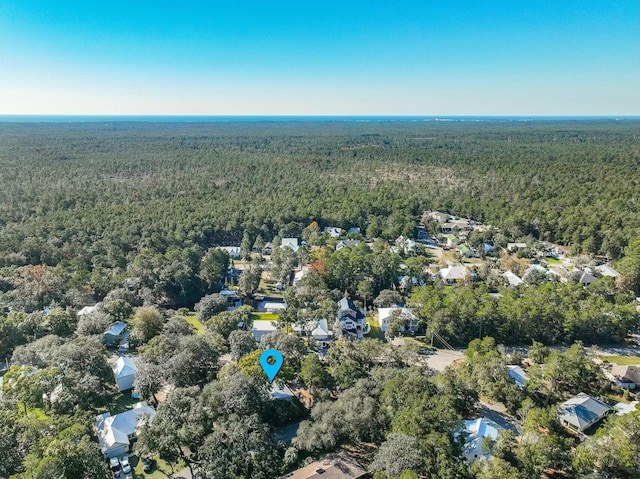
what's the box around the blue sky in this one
[0,1,638,115]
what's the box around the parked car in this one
[143,456,156,472]
[119,456,131,475]
[109,457,121,472]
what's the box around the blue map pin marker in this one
[260,349,283,382]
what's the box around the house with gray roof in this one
[439,265,468,283]
[595,264,620,278]
[557,392,610,433]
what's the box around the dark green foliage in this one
[411,281,638,346]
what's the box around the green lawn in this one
[251,312,279,322]
[545,257,562,264]
[601,355,640,365]
[130,452,185,479]
[367,317,385,341]
[183,312,205,335]
[102,391,141,415]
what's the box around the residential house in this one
[336,297,367,340]
[324,227,344,238]
[310,319,333,348]
[348,227,361,235]
[613,401,639,415]
[460,417,504,462]
[523,264,548,282]
[264,302,287,313]
[502,271,524,287]
[218,246,241,259]
[281,238,299,252]
[557,392,610,433]
[457,244,474,258]
[444,234,459,248]
[610,365,640,390]
[282,454,368,479]
[293,269,309,287]
[252,320,279,343]
[428,211,451,224]
[507,365,529,389]
[595,264,620,278]
[77,304,101,318]
[95,402,156,458]
[293,319,334,348]
[439,265,469,283]
[578,271,598,286]
[270,382,295,401]
[548,265,571,283]
[395,236,417,255]
[397,275,425,291]
[103,322,128,346]
[220,289,242,309]
[336,240,360,251]
[483,243,495,253]
[113,356,137,392]
[377,307,418,333]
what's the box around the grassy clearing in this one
[183,312,205,335]
[130,453,185,479]
[601,355,640,365]
[367,317,385,341]
[102,391,140,415]
[251,312,279,322]
[545,257,562,264]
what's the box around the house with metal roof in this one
[502,271,524,287]
[507,365,529,389]
[461,417,504,462]
[95,402,156,458]
[113,356,137,392]
[557,393,610,433]
[103,322,128,346]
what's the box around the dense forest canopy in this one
[0,120,638,308]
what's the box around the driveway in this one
[478,400,521,434]
[425,349,465,372]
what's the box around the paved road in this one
[274,421,301,443]
[425,349,465,372]
[478,400,521,435]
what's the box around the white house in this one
[595,264,620,278]
[218,246,241,259]
[77,304,101,318]
[461,417,504,462]
[336,240,360,251]
[502,271,524,287]
[507,243,527,252]
[281,238,299,252]
[324,227,344,238]
[263,302,287,313]
[95,402,156,458]
[270,382,295,401]
[113,356,137,392]
[439,265,468,283]
[252,320,279,343]
[377,307,418,333]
